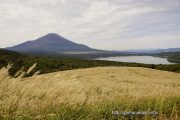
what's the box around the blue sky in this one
[0,0,180,50]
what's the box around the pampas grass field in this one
[0,63,180,120]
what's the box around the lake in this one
[95,56,175,64]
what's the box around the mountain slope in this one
[7,33,93,53]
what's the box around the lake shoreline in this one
[95,55,177,65]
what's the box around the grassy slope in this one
[0,66,180,119]
[0,49,180,77]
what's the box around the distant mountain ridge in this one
[119,48,180,53]
[6,33,180,57]
[7,33,94,54]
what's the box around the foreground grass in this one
[0,65,180,119]
[1,98,179,120]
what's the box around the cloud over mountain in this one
[0,0,180,50]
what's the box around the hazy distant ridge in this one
[6,33,180,57]
[119,48,180,53]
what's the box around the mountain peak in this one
[36,33,70,43]
[45,33,61,37]
[41,33,63,40]
[7,33,93,53]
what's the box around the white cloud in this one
[0,0,180,50]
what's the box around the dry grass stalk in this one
[6,61,13,70]
[14,67,25,78]
[26,63,37,75]
[17,71,26,78]
[33,71,41,76]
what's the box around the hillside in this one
[156,52,180,63]
[167,53,180,63]
[6,33,95,54]
[0,49,180,77]
[0,66,180,119]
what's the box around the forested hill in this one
[0,49,180,77]
[156,52,180,63]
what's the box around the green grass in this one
[1,97,179,120]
